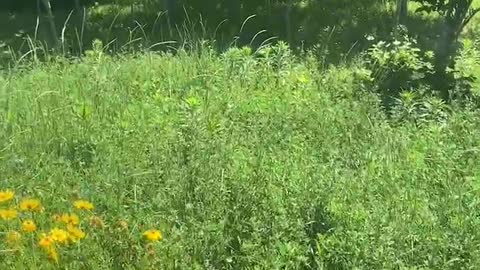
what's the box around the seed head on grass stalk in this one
[89,215,105,229]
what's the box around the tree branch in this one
[461,7,480,30]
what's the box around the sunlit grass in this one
[1,44,480,269]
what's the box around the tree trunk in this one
[164,0,177,26]
[74,0,81,12]
[433,20,457,100]
[41,0,58,48]
[395,0,408,26]
[285,0,293,45]
[36,0,41,16]
[430,3,478,101]
[74,0,85,27]
[227,0,241,33]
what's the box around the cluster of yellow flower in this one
[0,190,92,262]
[0,189,163,264]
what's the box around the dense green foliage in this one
[1,0,480,269]
[1,43,480,268]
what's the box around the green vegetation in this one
[0,43,479,269]
[1,0,480,269]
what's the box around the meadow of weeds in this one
[0,42,480,269]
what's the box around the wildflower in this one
[67,224,86,242]
[73,200,94,211]
[46,247,59,263]
[38,234,55,249]
[5,231,21,244]
[0,190,14,203]
[60,213,80,226]
[0,208,18,220]
[143,229,162,242]
[49,228,69,244]
[19,199,42,212]
[90,215,105,229]
[22,219,37,232]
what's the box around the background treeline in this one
[0,1,479,104]
[0,0,397,54]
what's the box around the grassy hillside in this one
[0,46,480,269]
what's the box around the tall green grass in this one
[0,44,480,269]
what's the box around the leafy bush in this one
[365,35,434,104]
[451,38,480,104]
[359,34,459,124]
[390,90,450,125]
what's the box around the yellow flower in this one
[60,213,80,226]
[6,231,21,244]
[0,190,14,203]
[22,220,37,232]
[38,234,55,249]
[0,208,18,220]
[143,229,162,242]
[67,224,86,242]
[19,199,42,212]
[46,247,59,263]
[73,200,94,211]
[49,228,69,244]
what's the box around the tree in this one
[40,0,58,48]
[74,0,81,12]
[396,0,408,25]
[285,0,294,45]
[414,0,480,99]
[227,0,241,32]
[164,0,177,26]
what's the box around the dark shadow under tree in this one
[414,0,480,100]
